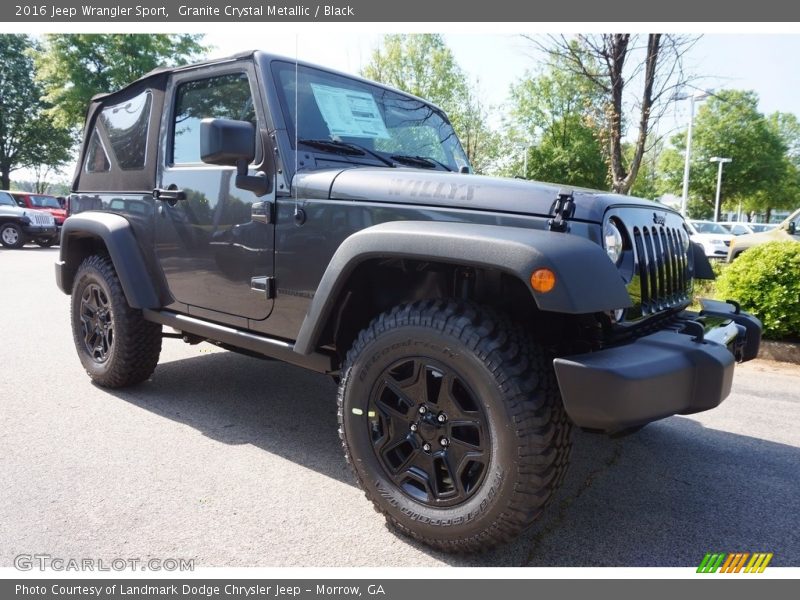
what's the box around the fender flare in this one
[293,220,632,355]
[56,212,162,309]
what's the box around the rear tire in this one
[70,254,162,388]
[338,300,572,553]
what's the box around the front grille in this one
[631,223,690,315]
[29,211,54,226]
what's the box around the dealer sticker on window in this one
[310,83,390,139]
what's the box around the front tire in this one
[338,300,572,552]
[36,237,57,248]
[70,254,162,388]
[0,223,25,248]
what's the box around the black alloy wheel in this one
[367,357,489,507]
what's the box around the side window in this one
[85,131,110,173]
[84,91,151,173]
[99,91,152,170]
[171,72,256,165]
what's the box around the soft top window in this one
[99,91,152,170]
[85,130,110,173]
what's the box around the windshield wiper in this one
[390,154,453,172]
[298,139,395,168]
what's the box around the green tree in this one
[502,59,607,189]
[532,34,698,194]
[36,34,206,129]
[362,34,497,173]
[628,140,663,200]
[0,34,73,190]
[659,90,790,219]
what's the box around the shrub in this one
[715,241,800,340]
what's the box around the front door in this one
[155,64,274,323]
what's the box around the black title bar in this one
[5,1,800,22]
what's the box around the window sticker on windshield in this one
[310,83,390,139]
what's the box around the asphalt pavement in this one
[1,246,799,567]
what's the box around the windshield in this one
[0,192,16,207]
[29,195,61,209]
[272,61,469,172]
[750,224,771,232]
[691,221,729,235]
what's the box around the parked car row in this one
[0,191,62,249]
[687,220,734,259]
[727,207,800,261]
[720,221,777,235]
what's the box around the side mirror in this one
[201,118,255,165]
[787,221,797,235]
[200,118,271,196]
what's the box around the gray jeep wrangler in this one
[56,50,761,552]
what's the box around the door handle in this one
[153,185,186,205]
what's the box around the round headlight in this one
[679,228,691,252]
[603,220,624,265]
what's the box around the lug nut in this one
[440,437,449,447]
[410,423,418,432]
[437,413,447,423]
[418,406,427,415]
[422,443,432,452]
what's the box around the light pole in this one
[675,90,711,216]
[710,156,732,222]
[519,144,530,179]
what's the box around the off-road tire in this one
[338,299,572,553]
[70,254,162,388]
[0,223,25,249]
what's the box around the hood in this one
[42,207,67,220]
[293,167,673,223]
[0,204,27,217]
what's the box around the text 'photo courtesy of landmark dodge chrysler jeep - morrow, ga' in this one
[55,51,762,553]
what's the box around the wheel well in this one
[61,234,110,293]
[321,258,598,360]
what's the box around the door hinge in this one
[547,189,575,232]
[250,276,275,299]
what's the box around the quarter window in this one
[99,91,152,170]
[85,130,111,173]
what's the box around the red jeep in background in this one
[8,191,67,232]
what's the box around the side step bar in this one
[143,310,336,374]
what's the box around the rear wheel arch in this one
[58,213,165,309]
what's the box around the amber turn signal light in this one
[530,268,556,293]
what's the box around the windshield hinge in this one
[548,190,575,232]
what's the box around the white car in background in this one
[687,220,735,259]
[720,221,778,235]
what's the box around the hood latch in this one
[548,190,575,232]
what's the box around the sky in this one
[204,32,800,134]
[20,30,800,185]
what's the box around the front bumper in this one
[22,224,58,239]
[553,299,762,432]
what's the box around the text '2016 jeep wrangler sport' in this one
[56,51,762,552]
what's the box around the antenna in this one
[294,35,300,219]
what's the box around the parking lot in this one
[2,246,799,567]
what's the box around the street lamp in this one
[518,144,530,179]
[710,156,732,222]
[674,90,711,216]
